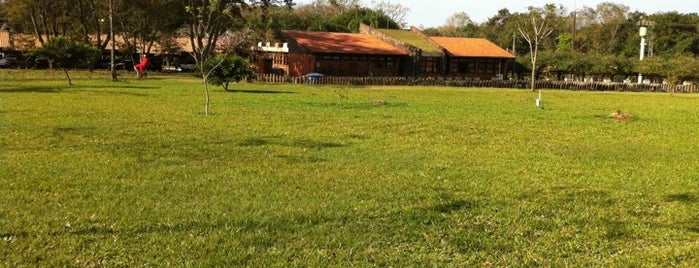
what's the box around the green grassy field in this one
[1,70,698,266]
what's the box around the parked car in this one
[179,63,197,72]
[0,55,18,68]
[306,72,324,84]
[32,58,49,69]
[95,59,133,70]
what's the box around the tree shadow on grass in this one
[604,220,633,240]
[676,217,699,233]
[238,137,270,146]
[665,193,697,203]
[427,199,477,214]
[238,136,345,149]
[0,86,68,93]
[86,85,159,90]
[226,89,294,94]
[0,219,232,238]
[69,89,150,97]
[0,211,344,255]
[664,193,699,233]
[0,84,157,94]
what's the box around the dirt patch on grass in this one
[609,110,633,121]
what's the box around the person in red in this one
[134,55,150,78]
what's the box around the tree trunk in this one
[29,13,45,45]
[530,67,536,91]
[63,68,73,86]
[204,78,210,115]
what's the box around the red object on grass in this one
[134,56,150,72]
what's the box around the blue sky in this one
[294,0,698,28]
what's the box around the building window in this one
[422,57,439,73]
[468,63,476,74]
[457,62,468,73]
[372,56,394,69]
[478,60,498,74]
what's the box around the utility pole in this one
[572,0,576,52]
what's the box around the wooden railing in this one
[254,74,699,93]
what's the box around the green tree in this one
[558,51,593,80]
[203,54,255,91]
[587,53,634,81]
[74,0,112,54]
[337,7,401,32]
[185,0,246,67]
[185,0,290,115]
[290,0,399,33]
[596,2,630,53]
[3,0,73,45]
[638,55,699,93]
[479,8,523,52]
[186,0,247,115]
[649,12,699,56]
[115,0,186,56]
[242,3,298,41]
[29,37,99,85]
[441,12,477,37]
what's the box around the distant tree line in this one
[0,0,403,54]
[0,0,697,84]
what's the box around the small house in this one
[429,37,515,80]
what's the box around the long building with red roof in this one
[263,24,515,79]
[282,30,408,76]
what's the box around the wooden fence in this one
[254,74,699,93]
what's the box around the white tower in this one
[637,19,648,84]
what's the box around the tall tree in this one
[440,12,476,37]
[371,0,410,28]
[480,9,521,52]
[185,0,246,67]
[114,0,185,58]
[649,12,699,56]
[594,2,630,54]
[3,0,70,45]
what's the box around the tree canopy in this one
[29,36,99,85]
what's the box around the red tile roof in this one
[0,31,10,48]
[430,37,515,58]
[283,30,407,55]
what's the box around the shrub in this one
[203,54,255,91]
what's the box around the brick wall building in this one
[254,24,516,79]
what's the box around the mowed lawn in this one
[1,70,698,266]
